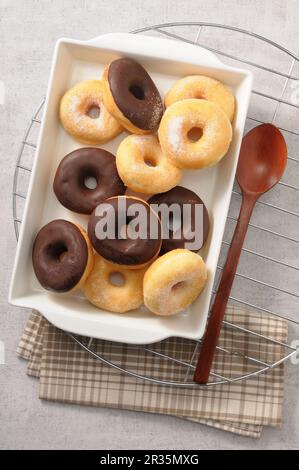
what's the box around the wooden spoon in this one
[194,124,287,384]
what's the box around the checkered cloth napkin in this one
[17,305,287,438]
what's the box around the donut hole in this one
[109,271,125,287]
[171,281,186,292]
[144,157,157,167]
[167,213,182,232]
[195,93,205,100]
[86,105,101,119]
[119,224,135,239]
[187,127,203,142]
[84,176,98,190]
[129,84,145,100]
[80,167,98,190]
[47,242,68,262]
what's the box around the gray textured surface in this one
[1,0,299,450]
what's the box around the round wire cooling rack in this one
[13,23,299,387]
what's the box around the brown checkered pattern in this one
[17,305,288,438]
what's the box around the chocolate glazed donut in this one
[53,148,126,214]
[107,58,164,132]
[148,186,209,253]
[88,196,162,268]
[32,220,91,292]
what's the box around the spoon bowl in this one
[237,123,287,196]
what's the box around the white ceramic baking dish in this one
[9,33,252,344]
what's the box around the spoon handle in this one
[194,193,257,384]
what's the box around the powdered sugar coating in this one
[158,99,232,169]
[167,115,185,153]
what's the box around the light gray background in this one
[1,0,299,450]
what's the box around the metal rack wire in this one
[13,23,299,386]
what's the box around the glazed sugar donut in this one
[165,75,235,121]
[158,99,232,169]
[84,254,145,313]
[88,195,162,269]
[32,220,93,293]
[53,148,126,214]
[148,186,209,253]
[59,80,123,145]
[143,249,207,316]
[116,134,181,194]
[102,58,164,134]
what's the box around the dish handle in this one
[85,32,224,69]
